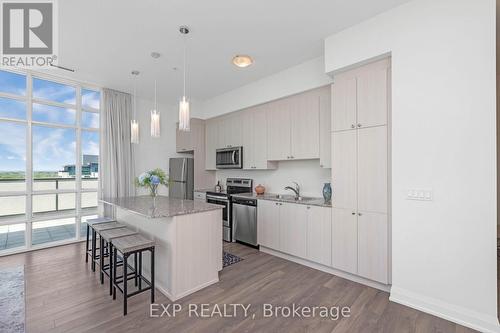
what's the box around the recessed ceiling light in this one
[232,55,253,68]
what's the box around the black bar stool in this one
[111,234,155,315]
[98,227,138,294]
[90,222,125,272]
[85,217,115,264]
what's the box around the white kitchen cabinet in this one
[242,105,277,170]
[267,88,323,161]
[267,98,291,161]
[357,126,388,214]
[357,211,388,284]
[279,202,307,259]
[331,207,358,275]
[194,191,206,201]
[332,58,389,132]
[330,57,390,285]
[176,124,194,152]
[319,86,332,168]
[306,205,332,266]
[290,91,320,160]
[332,130,357,210]
[332,75,357,131]
[356,60,388,128]
[257,200,280,250]
[205,118,218,170]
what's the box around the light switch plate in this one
[406,189,433,201]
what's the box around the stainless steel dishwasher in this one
[232,197,258,246]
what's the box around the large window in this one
[0,70,100,253]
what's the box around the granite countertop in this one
[100,196,222,218]
[232,193,332,208]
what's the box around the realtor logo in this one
[1,0,58,67]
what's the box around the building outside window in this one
[0,70,100,253]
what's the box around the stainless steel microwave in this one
[216,147,243,169]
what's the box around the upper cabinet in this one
[267,98,291,161]
[205,85,331,170]
[332,58,389,131]
[332,76,357,131]
[268,88,323,161]
[205,118,218,170]
[217,112,243,149]
[176,124,194,152]
[242,104,277,170]
[319,86,331,168]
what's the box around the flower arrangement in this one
[135,168,169,197]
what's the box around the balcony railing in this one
[0,177,99,219]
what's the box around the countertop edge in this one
[231,193,332,208]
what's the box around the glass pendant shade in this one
[151,109,160,137]
[178,96,190,132]
[131,119,139,144]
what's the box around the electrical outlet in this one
[406,189,433,201]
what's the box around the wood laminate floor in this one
[0,242,477,333]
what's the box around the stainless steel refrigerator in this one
[168,158,194,200]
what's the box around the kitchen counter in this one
[232,192,332,208]
[100,195,222,218]
[100,195,222,301]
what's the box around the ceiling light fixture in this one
[131,70,140,144]
[232,55,253,68]
[150,52,161,138]
[178,25,190,132]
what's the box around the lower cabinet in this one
[306,205,332,266]
[357,211,388,284]
[279,202,307,259]
[257,200,280,249]
[331,208,358,274]
[258,201,388,285]
[331,207,388,284]
[257,200,332,265]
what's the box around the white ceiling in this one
[55,0,411,104]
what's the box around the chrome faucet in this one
[284,182,301,200]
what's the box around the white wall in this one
[201,56,332,119]
[215,160,331,197]
[325,0,497,331]
[132,97,203,196]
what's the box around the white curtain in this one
[100,88,135,216]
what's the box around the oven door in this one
[216,147,242,169]
[206,195,232,241]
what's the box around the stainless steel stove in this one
[206,178,253,242]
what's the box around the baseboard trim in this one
[149,276,219,302]
[390,286,500,333]
[259,246,391,292]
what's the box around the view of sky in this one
[0,71,100,173]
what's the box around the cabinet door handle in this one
[307,206,310,209]
[351,124,355,129]
[358,212,362,216]
[357,123,362,128]
[351,212,356,215]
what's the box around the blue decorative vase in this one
[322,183,332,203]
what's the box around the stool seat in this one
[92,222,125,232]
[100,228,137,242]
[86,217,115,225]
[112,234,155,253]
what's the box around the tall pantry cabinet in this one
[331,58,390,285]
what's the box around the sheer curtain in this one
[100,88,135,216]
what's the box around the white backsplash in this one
[215,159,331,197]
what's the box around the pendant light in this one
[131,70,140,144]
[178,25,190,132]
[150,52,161,138]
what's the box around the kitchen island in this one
[100,196,223,301]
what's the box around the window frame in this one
[0,68,101,254]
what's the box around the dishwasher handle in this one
[232,198,257,206]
